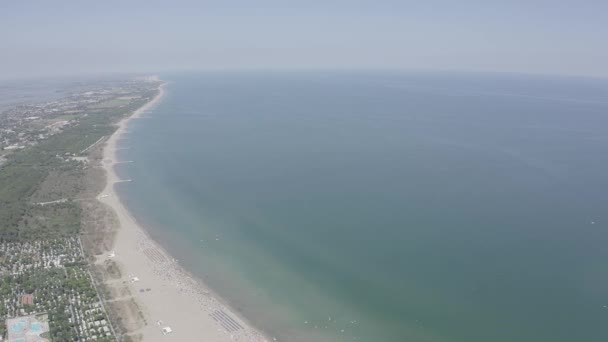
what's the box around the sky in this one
[1,0,607,79]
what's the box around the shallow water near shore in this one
[115,72,608,342]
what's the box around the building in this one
[21,294,34,306]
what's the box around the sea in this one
[115,71,608,342]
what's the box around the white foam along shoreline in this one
[97,78,269,342]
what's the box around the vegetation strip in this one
[0,77,161,341]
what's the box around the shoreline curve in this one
[97,78,269,342]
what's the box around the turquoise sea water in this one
[116,72,608,342]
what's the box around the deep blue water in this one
[117,72,608,342]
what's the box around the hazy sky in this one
[2,0,607,79]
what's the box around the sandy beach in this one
[97,80,268,342]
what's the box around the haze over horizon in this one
[2,0,607,80]
[2,2,608,342]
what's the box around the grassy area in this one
[29,164,87,203]
[0,87,157,242]
[53,114,81,121]
[18,202,82,240]
[89,98,132,109]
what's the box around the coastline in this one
[97,80,268,342]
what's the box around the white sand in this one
[98,81,269,342]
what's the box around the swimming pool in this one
[10,321,27,334]
[30,322,43,333]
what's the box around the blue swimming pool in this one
[10,321,27,334]
[30,322,43,333]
